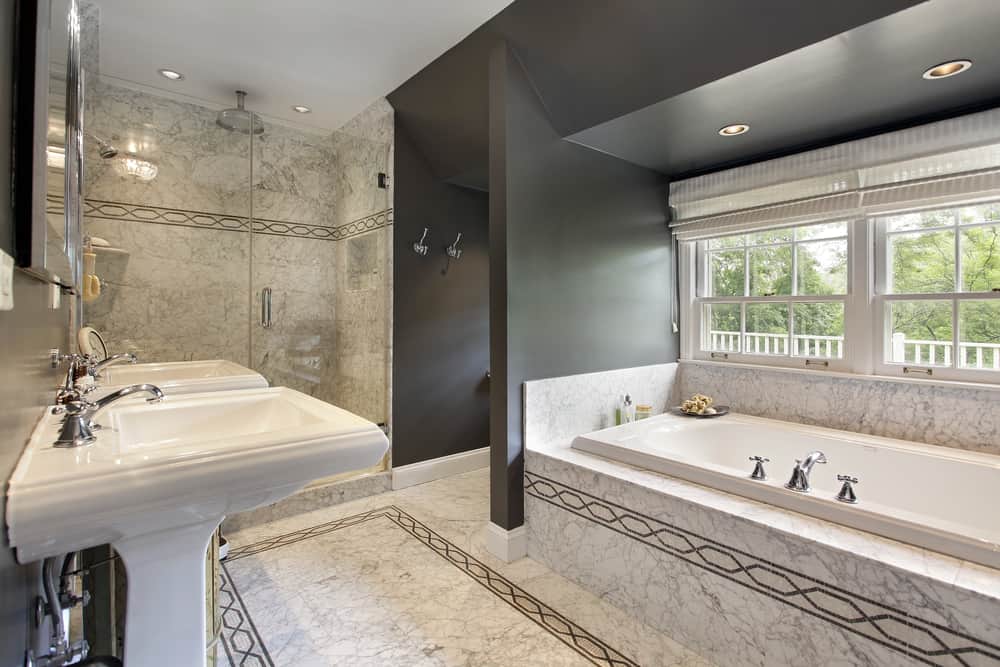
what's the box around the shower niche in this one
[80,76,394,460]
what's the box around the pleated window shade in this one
[669,109,1000,241]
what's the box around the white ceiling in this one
[94,0,514,132]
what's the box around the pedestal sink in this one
[96,359,267,398]
[6,387,389,667]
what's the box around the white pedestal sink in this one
[6,387,389,667]
[96,359,268,398]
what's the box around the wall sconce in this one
[412,227,429,256]
[446,233,463,260]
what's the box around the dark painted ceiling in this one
[571,0,1000,178]
[388,0,922,188]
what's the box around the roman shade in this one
[669,108,1000,241]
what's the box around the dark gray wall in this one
[391,120,490,468]
[1,272,68,667]
[388,0,919,187]
[1,0,13,254]
[2,4,70,663]
[489,44,675,528]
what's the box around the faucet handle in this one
[749,455,769,480]
[836,474,859,504]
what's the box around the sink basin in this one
[96,359,267,397]
[6,387,389,667]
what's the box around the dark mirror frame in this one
[12,0,82,289]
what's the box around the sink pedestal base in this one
[113,518,220,667]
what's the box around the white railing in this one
[708,331,1000,368]
[891,333,1000,369]
[709,331,842,358]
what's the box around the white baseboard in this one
[391,446,490,490]
[484,521,527,562]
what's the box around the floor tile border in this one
[524,471,1000,667]
[219,566,274,667]
[224,505,639,667]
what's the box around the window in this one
[875,202,1000,379]
[696,222,850,369]
[684,200,1000,383]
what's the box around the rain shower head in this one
[217,90,264,135]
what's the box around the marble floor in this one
[219,467,713,667]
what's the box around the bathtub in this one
[571,412,1000,569]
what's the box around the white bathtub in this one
[571,412,1000,569]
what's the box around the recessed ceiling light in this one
[718,123,750,137]
[157,68,184,81]
[291,105,311,114]
[922,60,972,80]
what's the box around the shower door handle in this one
[261,287,272,328]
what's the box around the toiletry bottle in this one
[614,395,623,426]
[623,394,634,423]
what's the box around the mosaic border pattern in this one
[49,195,392,242]
[224,505,638,667]
[524,472,1000,667]
[219,567,274,666]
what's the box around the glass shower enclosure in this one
[81,80,393,478]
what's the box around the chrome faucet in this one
[88,351,138,379]
[785,450,827,492]
[55,384,164,448]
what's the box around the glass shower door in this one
[248,108,393,479]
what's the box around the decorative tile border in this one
[224,505,638,667]
[524,472,1000,667]
[49,195,392,242]
[219,568,274,666]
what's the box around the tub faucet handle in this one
[836,474,859,504]
[749,456,769,481]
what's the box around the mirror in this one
[12,0,83,288]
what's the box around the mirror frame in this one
[12,0,83,289]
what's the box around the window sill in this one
[679,357,1000,394]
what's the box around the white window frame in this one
[684,221,859,373]
[873,203,1000,383]
[680,202,1000,385]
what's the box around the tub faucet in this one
[54,383,164,448]
[785,450,827,492]
[88,352,138,379]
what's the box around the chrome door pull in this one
[261,287,272,328]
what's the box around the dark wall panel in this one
[391,120,490,468]
[0,270,69,665]
[490,45,675,528]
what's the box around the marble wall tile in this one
[524,448,1000,667]
[523,363,679,449]
[677,361,1000,456]
[82,79,393,426]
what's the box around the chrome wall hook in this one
[446,233,463,259]
[413,228,429,256]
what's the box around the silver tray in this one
[674,405,730,418]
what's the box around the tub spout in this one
[785,450,827,492]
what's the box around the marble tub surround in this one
[523,363,679,449]
[220,468,711,667]
[524,439,1000,667]
[677,360,1000,456]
